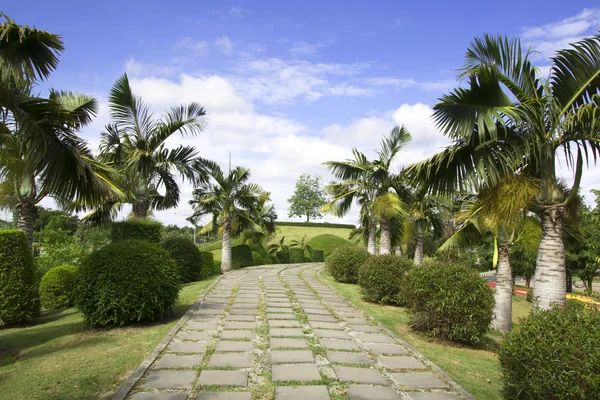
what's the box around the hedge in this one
[275,221,356,229]
[326,246,370,284]
[161,237,202,282]
[110,219,162,243]
[358,254,411,304]
[199,252,220,279]
[40,264,79,309]
[310,249,324,262]
[289,248,305,263]
[231,244,253,269]
[276,250,290,264]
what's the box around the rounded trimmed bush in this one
[251,251,265,266]
[289,248,305,263]
[161,237,201,282]
[358,254,412,304]
[499,303,600,398]
[310,249,324,262]
[276,250,289,264]
[269,254,279,264]
[402,260,494,344]
[199,252,219,279]
[326,246,370,284]
[40,264,79,309]
[110,219,162,243]
[76,239,180,327]
[231,244,253,269]
[0,230,40,325]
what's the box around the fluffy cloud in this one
[214,36,234,55]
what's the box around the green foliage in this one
[276,250,289,264]
[231,244,253,269]
[310,249,324,262]
[34,208,79,234]
[499,303,600,398]
[0,230,40,325]
[161,237,202,282]
[269,254,279,264]
[358,254,412,304]
[162,224,195,242]
[289,248,305,263]
[39,264,78,309]
[307,234,353,257]
[252,251,264,266]
[287,174,328,222]
[403,260,494,344]
[198,252,219,280]
[565,200,600,293]
[76,240,180,327]
[35,237,86,278]
[326,246,370,284]
[110,219,162,243]
[275,221,355,229]
[526,287,533,302]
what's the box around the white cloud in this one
[366,77,456,92]
[289,40,332,57]
[228,6,249,19]
[214,36,234,55]
[124,58,182,77]
[176,37,209,53]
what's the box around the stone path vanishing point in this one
[117,264,472,400]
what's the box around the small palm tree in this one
[267,236,289,255]
[90,73,207,221]
[190,159,269,273]
[406,190,447,265]
[240,196,277,246]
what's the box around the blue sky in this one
[4,2,600,226]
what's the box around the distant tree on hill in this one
[287,174,327,222]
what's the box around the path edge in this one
[316,266,476,400]
[112,273,226,400]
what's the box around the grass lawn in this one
[322,272,532,400]
[0,278,217,400]
[307,234,353,257]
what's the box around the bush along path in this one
[118,264,471,400]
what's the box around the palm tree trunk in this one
[395,246,402,256]
[379,219,392,255]
[367,218,377,255]
[492,241,513,332]
[414,220,424,265]
[533,206,566,309]
[16,201,37,252]
[133,197,149,219]
[221,220,232,273]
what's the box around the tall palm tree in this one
[190,159,269,273]
[406,34,600,309]
[90,73,207,221]
[322,126,410,255]
[407,189,447,265]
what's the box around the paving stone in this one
[307,315,337,322]
[225,315,256,322]
[270,338,308,349]
[197,370,248,387]
[378,356,426,370]
[408,393,459,400]
[191,315,221,322]
[224,322,255,330]
[391,372,449,388]
[267,313,296,319]
[220,330,256,340]
[168,341,208,353]
[364,344,408,355]
[186,321,219,331]
[177,331,214,341]
[131,393,188,400]
[333,366,387,384]
[310,321,344,330]
[320,339,360,351]
[208,353,253,368]
[231,303,258,309]
[269,328,304,337]
[314,329,351,339]
[274,385,330,400]
[196,393,251,400]
[155,354,204,369]
[272,365,322,382]
[143,370,196,389]
[347,386,400,400]
[303,308,331,315]
[266,307,292,313]
[268,320,301,328]
[199,303,227,309]
[271,350,315,364]
[229,309,258,315]
[356,332,394,344]
[348,324,380,333]
[195,309,223,315]
[326,351,371,364]
[215,341,254,352]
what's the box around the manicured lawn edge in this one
[113,273,225,400]
[316,266,475,400]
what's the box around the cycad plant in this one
[407,34,600,309]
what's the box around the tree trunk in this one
[306,214,310,222]
[492,241,513,332]
[16,201,37,252]
[379,219,391,255]
[133,197,149,219]
[526,277,531,288]
[414,221,424,266]
[221,220,232,273]
[533,206,566,309]
[588,278,593,295]
[367,218,377,255]
[395,246,402,257]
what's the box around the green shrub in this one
[499,303,600,398]
[161,237,202,282]
[39,264,79,309]
[326,246,370,284]
[310,249,324,262]
[276,250,289,264]
[289,248,305,263]
[110,219,162,243]
[275,221,355,229]
[76,239,180,327]
[231,244,253,269]
[269,254,279,264]
[403,260,494,344]
[252,251,264,266]
[199,252,219,279]
[0,230,40,325]
[526,287,533,302]
[358,254,411,304]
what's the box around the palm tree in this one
[406,189,447,265]
[267,236,289,255]
[322,126,410,255]
[240,196,277,246]
[406,34,600,309]
[190,159,269,273]
[90,73,207,221]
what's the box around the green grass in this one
[0,278,217,400]
[307,234,353,257]
[322,272,532,400]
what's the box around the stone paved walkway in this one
[120,264,471,400]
